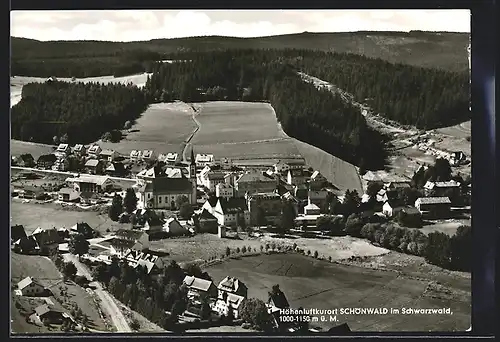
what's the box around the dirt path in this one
[63,254,132,333]
[181,104,201,163]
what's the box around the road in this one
[181,104,201,163]
[63,254,132,333]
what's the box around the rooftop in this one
[18,276,38,290]
[66,174,111,186]
[143,177,192,194]
[59,187,76,194]
[416,197,452,205]
[100,149,115,156]
[88,145,101,153]
[183,275,214,292]
[84,159,100,167]
[115,229,148,241]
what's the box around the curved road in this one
[63,254,132,332]
[181,105,201,163]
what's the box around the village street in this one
[62,254,132,332]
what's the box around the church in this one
[138,149,197,209]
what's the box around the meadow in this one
[205,253,470,332]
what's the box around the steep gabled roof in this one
[18,276,41,290]
[11,225,27,242]
[269,290,290,309]
[236,171,275,183]
[37,154,57,163]
[199,209,217,220]
[218,276,247,294]
[85,159,100,167]
[218,198,247,214]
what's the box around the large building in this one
[202,197,250,227]
[213,277,248,319]
[234,171,277,197]
[215,183,234,200]
[65,175,116,193]
[247,192,282,226]
[415,197,452,219]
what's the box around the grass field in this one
[11,140,55,159]
[10,202,128,235]
[96,102,195,156]
[11,253,108,332]
[419,220,471,237]
[10,73,151,107]
[205,253,470,332]
[435,120,471,139]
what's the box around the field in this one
[292,138,363,193]
[11,140,55,159]
[419,219,471,237]
[11,253,108,332]
[97,102,196,156]
[435,120,471,139]
[205,253,470,332]
[10,202,128,235]
[10,73,151,107]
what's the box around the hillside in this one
[11,31,469,75]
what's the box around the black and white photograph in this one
[10,9,471,334]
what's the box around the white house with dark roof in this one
[99,149,117,162]
[87,144,102,159]
[415,197,452,218]
[183,275,217,300]
[234,171,277,197]
[110,229,149,257]
[139,176,196,209]
[17,277,46,296]
[58,187,80,202]
[55,143,70,158]
[424,180,461,197]
[130,150,142,161]
[201,170,226,191]
[213,276,248,318]
[66,174,115,193]
[166,152,179,164]
[164,217,189,236]
[195,153,214,167]
[208,198,250,227]
[215,183,234,200]
[73,144,86,156]
[141,150,156,161]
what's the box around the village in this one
[10,137,471,333]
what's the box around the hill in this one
[11,30,469,76]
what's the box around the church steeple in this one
[189,147,196,179]
[190,148,195,166]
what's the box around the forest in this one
[144,49,388,170]
[11,80,148,144]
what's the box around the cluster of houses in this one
[412,135,469,166]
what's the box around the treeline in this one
[91,258,211,329]
[11,50,162,78]
[144,50,387,169]
[11,80,148,144]
[294,50,470,129]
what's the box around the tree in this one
[123,188,138,214]
[343,190,361,215]
[256,206,267,226]
[179,203,194,220]
[108,194,123,221]
[63,262,77,280]
[60,133,69,143]
[450,225,471,271]
[239,298,273,331]
[124,120,132,129]
[242,246,247,253]
[366,182,383,199]
[344,213,364,237]
[425,232,451,268]
[175,195,189,210]
[225,247,231,257]
[433,158,452,181]
[53,135,60,145]
[130,318,140,331]
[68,233,90,256]
[92,263,110,284]
[313,250,319,258]
[199,294,212,320]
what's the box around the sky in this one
[10,10,470,42]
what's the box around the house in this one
[54,143,70,158]
[304,203,321,215]
[383,201,421,219]
[79,192,101,205]
[73,144,86,156]
[309,170,328,190]
[99,149,118,162]
[165,152,179,164]
[196,209,219,233]
[130,150,142,161]
[200,169,226,191]
[105,162,126,177]
[141,150,156,161]
[449,151,467,166]
[11,225,27,244]
[415,197,452,218]
[183,275,217,301]
[70,222,98,239]
[139,177,196,209]
[65,175,116,193]
[287,169,308,186]
[84,159,104,175]
[87,144,102,159]
[16,154,36,167]
[52,158,70,171]
[195,154,214,167]
[141,216,165,234]
[274,160,291,173]
[274,159,305,173]
[17,277,46,296]
[137,165,185,183]
[234,171,277,197]
[123,250,165,271]
[424,180,461,197]
[213,277,248,318]
[247,192,282,226]
[307,190,328,209]
[30,304,72,325]
[206,198,250,227]
[32,227,61,255]
[17,187,44,200]
[163,217,189,236]
[110,229,149,256]
[58,187,80,202]
[386,181,411,192]
[215,183,234,200]
[37,154,57,169]
[294,183,309,200]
